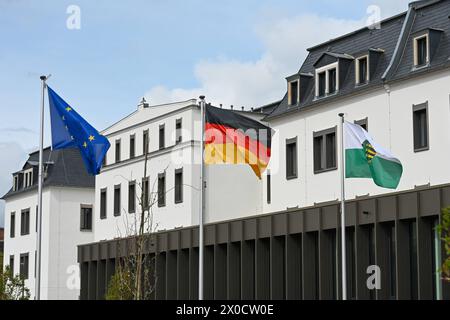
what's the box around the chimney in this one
[230,105,234,110]
[138,97,149,110]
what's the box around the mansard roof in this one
[2,147,94,200]
[265,0,450,120]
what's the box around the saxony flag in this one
[344,121,402,189]
[204,105,274,179]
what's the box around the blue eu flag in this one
[47,86,110,175]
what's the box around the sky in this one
[0,0,411,227]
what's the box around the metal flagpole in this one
[198,95,206,300]
[36,75,48,300]
[339,113,347,300]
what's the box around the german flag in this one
[204,105,274,179]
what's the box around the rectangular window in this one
[159,124,165,150]
[313,127,337,173]
[20,209,30,236]
[328,68,337,94]
[142,177,149,210]
[158,173,166,207]
[355,118,368,131]
[176,119,182,144]
[266,170,271,204]
[128,181,136,213]
[10,212,15,238]
[318,72,326,97]
[413,103,429,151]
[13,175,19,191]
[114,185,121,216]
[102,153,107,167]
[115,139,121,163]
[357,56,368,84]
[289,81,299,105]
[20,253,29,280]
[80,206,92,231]
[174,169,183,204]
[143,129,149,155]
[129,134,135,159]
[9,255,14,276]
[23,170,33,188]
[100,188,107,219]
[285,138,297,180]
[415,35,428,67]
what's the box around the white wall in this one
[2,186,94,300]
[94,102,264,241]
[263,69,450,213]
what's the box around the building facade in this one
[94,98,266,242]
[78,0,450,300]
[2,147,95,299]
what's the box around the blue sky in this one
[0,0,410,227]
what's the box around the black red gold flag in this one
[204,105,274,179]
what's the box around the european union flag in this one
[47,86,110,175]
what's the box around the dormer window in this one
[318,72,326,97]
[288,80,299,106]
[13,175,19,191]
[315,62,339,98]
[328,68,337,94]
[23,169,33,189]
[356,56,369,85]
[414,34,429,67]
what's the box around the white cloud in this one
[144,13,367,108]
[144,0,412,109]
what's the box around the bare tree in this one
[106,142,161,300]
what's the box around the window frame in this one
[19,253,29,280]
[142,177,149,210]
[20,208,30,236]
[113,184,121,217]
[128,180,136,214]
[10,212,15,238]
[143,129,149,155]
[129,134,136,159]
[354,118,369,131]
[313,126,338,174]
[158,172,166,207]
[355,55,369,85]
[174,168,183,204]
[315,62,339,98]
[159,124,165,150]
[288,80,299,106]
[266,170,271,204]
[23,169,33,189]
[9,255,14,276]
[413,34,429,68]
[80,205,93,231]
[100,188,107,220]
[115,139,121,163]
[285,137,298,180]
[13,175,19,191]
[175,118,183,144]
[412,102,429,152]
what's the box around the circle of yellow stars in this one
[63,105,95,149]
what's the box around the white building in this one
[94,98,266,242]
[2,147,95,299]
[261,0,450,214]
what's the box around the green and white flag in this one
[344,121,403,189]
